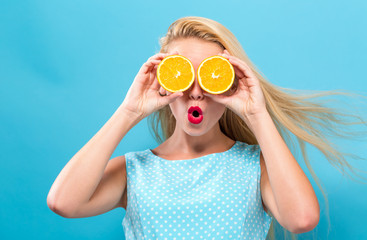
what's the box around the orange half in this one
[157,55,195,92]
[197,55,235,94]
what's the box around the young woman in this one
[47,16,367,239]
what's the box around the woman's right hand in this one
[121,51,183,120]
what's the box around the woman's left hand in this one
[203,50,268,120]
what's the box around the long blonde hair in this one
[147,16,367,240]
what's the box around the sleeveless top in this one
[122,141,272,239]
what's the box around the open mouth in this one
[188,106,203,124]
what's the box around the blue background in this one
[1,0,367,239]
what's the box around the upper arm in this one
[259,151,283,225]
[260,151,320,233]
[70,155,127,218]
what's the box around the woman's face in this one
[166,37,226,136]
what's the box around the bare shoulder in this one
[111,155,126,172]
[110,155,127,209]
[92,155,128,211]
[105,155,126,183]
[260,151,280,222]
[259,151,266,174]
[96,155,128,210]
[90,154,128,210]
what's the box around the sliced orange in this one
[157,55,195,92]
[197,55,235,94]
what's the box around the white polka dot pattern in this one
[122,141,272,239]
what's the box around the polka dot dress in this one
[122,141,272,239]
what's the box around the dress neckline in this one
[148,141,240,162]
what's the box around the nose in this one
[188,79,204,100]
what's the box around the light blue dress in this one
[122,141,272,239]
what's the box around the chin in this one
[183,121,213,136]
[184,130,207,137]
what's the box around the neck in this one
[164,123,235,155]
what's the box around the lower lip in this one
[188,112,203,124]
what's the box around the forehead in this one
[167,38,224,64]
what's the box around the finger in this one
[225,56,255,80]
[218,54,246,79]
[149,71,160,90]
[146,60,162,87]
[229,63,258,89]
[223,54,252,77]
[218,49,231,56]
[168,50,180,55]
[155,50,179,59]
[203,92,228,106]
[143,59,162,74]
[152,65,160,82]
[221,50,247,78]
[157,86,166,95]
[151,74,160,89]
[150,51,180,66]
[162,91,183,103]
[233,67,245,79]
[140,61,154,75]
[166,90,173,96]
[147,53,172,66]
[147,51,179,72]
[149,53,170,61]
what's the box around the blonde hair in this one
[147,16,367,239]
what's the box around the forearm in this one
[244,111,319,225]
[47,104,142,213]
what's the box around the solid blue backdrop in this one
[1,0,366,239]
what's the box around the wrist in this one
[242,110,270,132]
[117,103,144,123]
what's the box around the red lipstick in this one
[188,106,203,124]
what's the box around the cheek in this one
[209,104,226,120]
[169,101,183,119]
